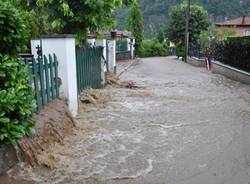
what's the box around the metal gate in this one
[76,46,102,94]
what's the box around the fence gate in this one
[116,40,131,61]
[21,54,60,112]
[76,46,103,94]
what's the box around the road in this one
[7,57,250,184]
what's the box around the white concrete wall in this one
[96,39,107,61]
[107,40,116,73]
[95,39,106,85]
[30,39,41,59]
[87,39,96,47]
[38,36,78,117]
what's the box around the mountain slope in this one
[114,0,250,38]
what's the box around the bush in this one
[0,0,28,55]
[175,44,185,58]
[0,1,36,146]
[138,40,168,57]
[214,36,250,73]
[0,55,36,145]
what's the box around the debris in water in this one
[80,89,109,107]
[107,74,140,89]
[17,100,76,167]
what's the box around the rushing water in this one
[3,57,250,184]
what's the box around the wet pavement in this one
[4,57,250,184]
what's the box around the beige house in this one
[215,16,250,37]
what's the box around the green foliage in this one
[157,30,165,43]
[138,40,168,57]
[115,0,250,38]
[199,26,235,49]
[214,36,250,73]
[32,0,135,40]
[126,1,144,55]
[175,44,185,58]
[0,0,28,55]
[165,1,211,46]
[0,55,36,145]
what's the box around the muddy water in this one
[5,57,250,184]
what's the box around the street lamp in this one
[184,0,191,62]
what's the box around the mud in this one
[4,57,250,184]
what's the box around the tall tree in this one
[126,1,144,54]
[165,1,211,46]
[30,0,135,40]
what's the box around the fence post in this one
[127,38,131,51]
[36,35,78,117]
[131,38,135,59]
[107,39,116,73]
[96,39,107,86]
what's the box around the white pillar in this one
[87,38,96,47]
[38,35,78,117]
[96,39,107,62]
[107,39,116,73]
[131,39,135,59]
[127,38,131,51]
[95,39,106,86]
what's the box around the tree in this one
[165,1,211,46]
[199,26,236,49]
[157,30,165,43]
[126,1,144,54]
[29,0,136,40]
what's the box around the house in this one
[215,16,250,37]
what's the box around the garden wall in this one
[212,61,250,85]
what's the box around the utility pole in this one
[184,0,191,62]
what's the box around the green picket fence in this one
[76,46,102,94]
[116,40,128,53]
[22,54,59,112]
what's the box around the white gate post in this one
[131,38,135,59]
[95,39,107,86]
[127,38,131,51]
[31,35,78,117]
[107,39,116,73]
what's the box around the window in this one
[245,29,250,36]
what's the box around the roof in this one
[215,16,250,26]
[87,31,134,39]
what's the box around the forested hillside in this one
[114,0,250,38]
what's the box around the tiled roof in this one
[215,16,250,26]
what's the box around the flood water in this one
[3,57,250,184]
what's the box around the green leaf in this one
[0,117,10,123]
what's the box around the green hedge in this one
[0,1,36,145]
[138,40,168,57]
[214,36,250,73]
[0,0,28,55]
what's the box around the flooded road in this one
[5,57,250,184]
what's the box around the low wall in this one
[116,51,131,61]
[187,57,206,67]
[212,61,250,85]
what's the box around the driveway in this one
[8,57,250,184]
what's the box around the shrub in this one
[0,55,36,145]
[0,0,28,55]
[214,36,250,73]
[0,1,36,146]
[138,40,168,57]
[175,44,185,58]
